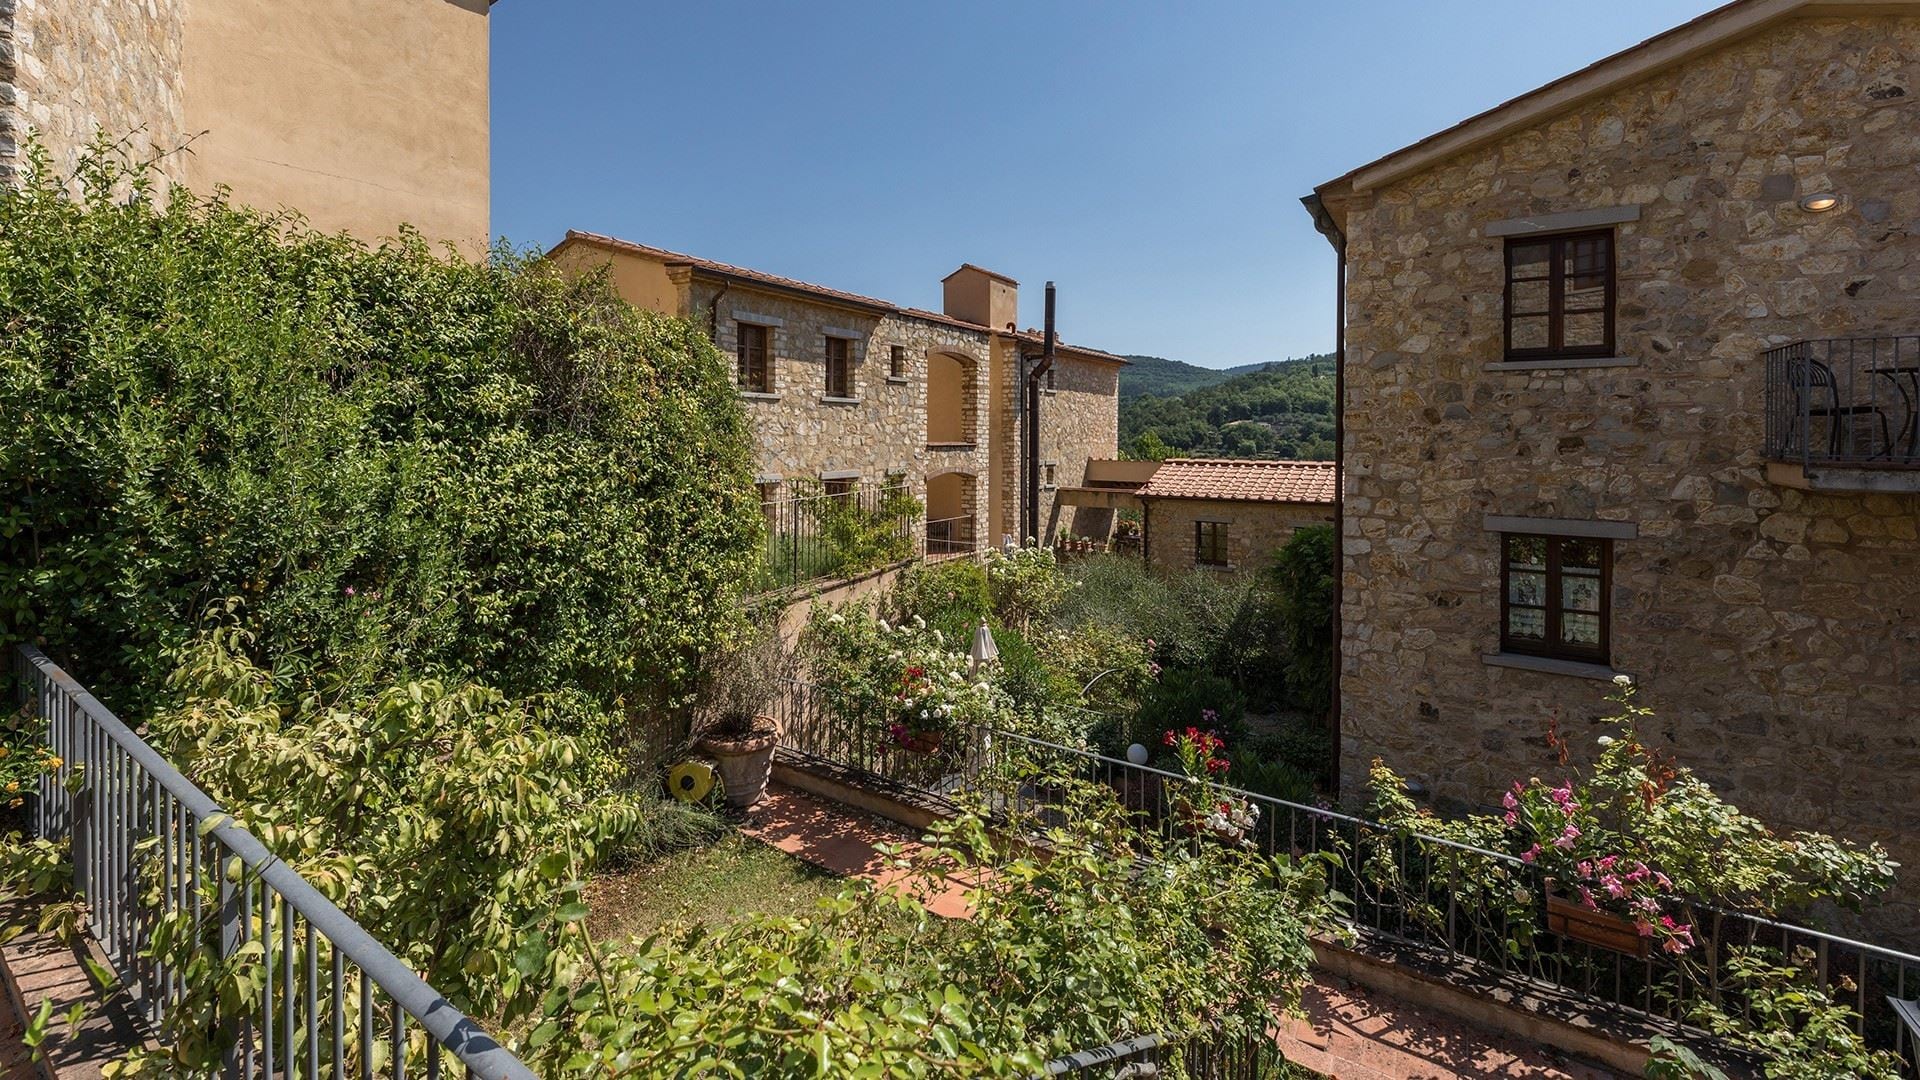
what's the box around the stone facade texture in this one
[0,0,187,188]
[551,239,1123,554]
[1334,14,1920,932]
[1142,497,1331,576]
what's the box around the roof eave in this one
[1308,0,1918,201]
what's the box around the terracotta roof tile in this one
[1136,458,1336,505]
[555,231,1126,365]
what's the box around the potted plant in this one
[692,624,791,810]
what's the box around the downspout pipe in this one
[1302,193,1346,797]
[1023,283,1057,546]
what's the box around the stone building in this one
[0,0,490,251]
[1134,459,1334,575]
[548,232,1125,553]
[1307,0,1920,929]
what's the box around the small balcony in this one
[1765,335,1920,492]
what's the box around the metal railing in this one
[773,681,1920,1066]
[1041,1029,1285,1078]
[1765,335,1920,467]
[12,645,534,1079]
[925,515,976,558]
[759,480,920,591]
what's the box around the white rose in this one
[1611,674,1632,687]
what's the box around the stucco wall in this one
[1337,14,1920,930]
[180,0,489,251]
[1038,358,1124,542]
[0,0,187,188]
[1143,498,1329,575]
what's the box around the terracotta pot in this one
[698,717,778,810]
[899,729,943,754]
[1545,889,1650,958]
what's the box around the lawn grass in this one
[585,831,847,943]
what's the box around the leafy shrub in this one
[1,141,761,717]
[524,776,1343,1075]
[1056,556,1276,687]
[1682,947,1903,1080]
[137,622,724,1049]
[1137,669,1247,743]
[888,558,991,641]
[985,545,1065,633]
[1268,525,1335,715]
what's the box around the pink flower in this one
[1521,844,1540,864]
[1603,876,1627,899]
[1501,791,1518,811]
[1635,919,1655,938]
[1503,810,1517,828]
[1553,824,1581,850]
[1578,886,1597,910]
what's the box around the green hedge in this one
[1,143,762,717]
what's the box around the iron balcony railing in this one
[925,515,976,558]
[1764,335,1920,468]
[1040,1029,1284,1078]
[12,645,534,1080]
[758,480,920,592]
[771,680,1920,1068]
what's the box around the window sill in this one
[926,442,977,452]
[885,376,910,384]
[1484,356,1638,372]
[739,390,780,401]
[819,396,861,405]
[1481,652,1627,682]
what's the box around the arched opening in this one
[925,471,976,556]
[927,351,976,447]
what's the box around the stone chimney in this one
[941,264,1018,330]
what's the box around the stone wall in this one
[0,0,186,188]
[1143,497,1330,575]
[689,279,995,546]
[1338,14,1920,932]
[1039,357,1124,541]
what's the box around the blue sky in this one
[492,1,1720,369]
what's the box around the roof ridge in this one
[553,231,1126,364]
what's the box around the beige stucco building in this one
[548,232,1125,553]
[0,0,490,251]
[1309,0,1920,930]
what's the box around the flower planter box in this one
[897,730,943,755]
[1545,891,1650,958]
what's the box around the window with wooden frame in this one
[1194,520,1228,567]
[736,322,772,392]
[824,336,853,398]
[1501,533,1610,663]
[823,476,855,503]
[1504,230,1614,360]
[889,345,906,379]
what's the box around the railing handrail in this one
[14,644,536,1080]
[782,678,1920,969]
[986,727,1524,865]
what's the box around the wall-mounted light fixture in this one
[1798,192,1841,213]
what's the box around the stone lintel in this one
[821,469,861,481]
[1483,515,1638,540]
[819,396,861,405]
[1484,356,1639,372]
[1482,652,1629,682]
[1482,205,1641,237]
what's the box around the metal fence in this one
[1764,335,1920,467]
[773,681,1920,1067]
[1041,1029,1289,1078]
[12,645,534,1079]
[759,480,920,591]
[925,515,976,558]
